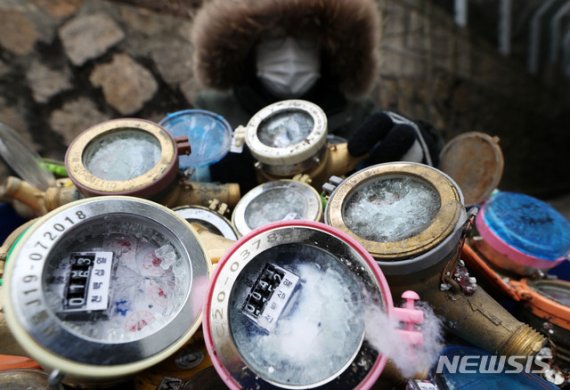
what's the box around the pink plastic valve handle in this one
[392,290,425,346]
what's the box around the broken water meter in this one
[159,109,232,182]
[204,220,424,389]
[174,202,238,241]
[2,196,210,385]
[65,118,190,198]
[237,100,362,189]
[324,162,546,359]
[231,178,322,237]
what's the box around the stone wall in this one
[0,0,568,196]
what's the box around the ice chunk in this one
[229,245,365,387]
[258,111,313,148]
[245,188,308,229]
[83,129,161,181]
[343,177,440,242]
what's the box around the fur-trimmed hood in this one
[190,0,381,98]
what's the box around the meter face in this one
[42,213,191,343]
[533,283,570,306]
[227,243,365,387]
[244,188,308,230]
[343,177,441,242]
[258,110,314,148]
[82,129,162,181]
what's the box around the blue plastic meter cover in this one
[483,192,570,261]
[433,345,558,389]
[159,109,233,171]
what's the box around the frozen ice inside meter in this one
[343,177,441,242]
[245,188,308,229]
[258,110,314,148]
[43,214,190,342]
[228,243,365,387]
[82,129,162,181]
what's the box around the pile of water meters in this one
[0,100,568,389]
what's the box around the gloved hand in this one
[347,111,443,167]
[209,147,258,195]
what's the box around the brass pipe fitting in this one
[193,224,235,265]
[256,142,365,190]
[1,177,47,216]
[166,180,240,209]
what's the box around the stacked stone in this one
[0,0,198,183]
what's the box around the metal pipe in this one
[549,1,570,63]
[528,0,559,74]
[498,0,512,56]
[454,0,468,28]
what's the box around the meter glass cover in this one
[245,188,308,230]
[533,283,570,306]
[258,110,314,148]
[228,243,365,387]
[82,129,161,181]
[0,122,55,190]
[159,110,232,170]
[343,177,440,242]
[43,213,190,343]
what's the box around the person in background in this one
[190,0,442,192]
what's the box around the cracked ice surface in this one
[343,177,440,242]
[258,111,313,148]
[83,129,161,181]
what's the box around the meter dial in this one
[325,162,464,261]
[245,100,327,171]
[232,180,322,237]
[65,119,188,198]
[3,197,209,379]
[205,221,392,389]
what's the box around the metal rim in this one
[65,119,178,197]
[231,180,323,237]
[174,205,238,240]
[245,100,328,166]
[204,220,392,389]
[3,196,211,378]
[325,162,464,260]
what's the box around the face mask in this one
[255,36,321,98]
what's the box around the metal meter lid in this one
[3,196,210,379]
[245,100,328,166]
[439,132,504,206]
[0,122,55,191]
[232,179,323,237]
[477,192,570,263]
[174,204,238,241]
[325,162,464,260]
[65,119,189,198]
[204,220,392,389]
[159,109,232,170]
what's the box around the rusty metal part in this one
[385,246,546,357]
[439,132,504,206]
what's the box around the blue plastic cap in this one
[159,109,232,170]
[483,192,570,261]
